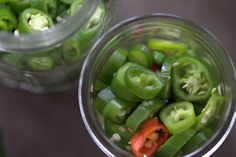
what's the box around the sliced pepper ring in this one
[160,101,196,134]
[172,56,214,102]
[130,118,169,157]
[124,67,164,100]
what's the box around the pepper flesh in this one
[130,118,169,157]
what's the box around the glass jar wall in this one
[0,0,119,92]
[79,14,236,157]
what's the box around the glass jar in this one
[79,14,236,157]
[0,0,119,92]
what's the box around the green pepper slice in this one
[0,5,17,32]
[154,89,223,157]
[30,0,58,19]
[69,0,83,15]
[76,1,105,52]
[126,98,165,132]
[99,48,128,84]
[2,53,25,69]
[0,0,19,3]
[60,0,75,5]
[95,87,116,114]
[9,0,30,15]
[124,67,164,100]
[127,44,153,68]
[26,53,56,71]
[104,120,133,149]
[111,62,142,102]
[160,101,196,134]
[18,8,54,33]
[172,56,214,102]
[62,37,81,64]
[158,56,176,99]
[147,39,188,56]
[102,97,135,124]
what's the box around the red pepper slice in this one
[130,118,169,157]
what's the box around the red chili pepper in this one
[151,63,161,72]
[130,118,169,157]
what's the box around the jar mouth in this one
[79,13,236,157]
[0,0,98,52]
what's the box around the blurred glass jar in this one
[0,0,119,92]
[79,14,236,157]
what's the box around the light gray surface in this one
[0,0,235,157]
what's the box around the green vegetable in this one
[18,8,54,33]
[99,48,128,84]
[125,98,164,132]
[111,62,142,102]
[148,39,188,56]
[103,97,135,124]
[124,67,164,99]
[172,56,214,102]
[95,87,116,114]
[9,0,30,14]
[160,101,196,134]
[0,5,17,32]
[127,44,153,68]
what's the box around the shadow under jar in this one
[79,14,236,157]
[0,0,119,92]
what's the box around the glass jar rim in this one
[0,0,99,52]
[79,13,236,157]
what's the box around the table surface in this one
[0,0,235,157]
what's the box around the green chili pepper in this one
[30,0,58,19]
[95,87,116,114]
[111,62,142,102]
[94,80,107,92]
[154,89,223,157]
[126,98,165,132]
[0,5,17,32]
[172,56,214,102]
[2,53,25,69]
[77,1,105,52]
[152,50,166,65]
[182,127,213,153]
[159,101,196,134]
[9,0,30,15]
[62,37,81,64]
[147,39,188,56]
[99,48,128,84]
[18,8,54,33]
[69,0,83,15]
[102,97,135,124]
[26,54,56,71]
[104,120,133,149]
[124,67,164,100]
[127,44,153,68]
[158,56,176,99]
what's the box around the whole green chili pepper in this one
[18,8,54,33]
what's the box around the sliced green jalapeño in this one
[124,67,164,100]
[160,101,196,134]
[18,8,53,33]
[172,56,214,102]
[0,5,17,32]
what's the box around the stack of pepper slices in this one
[95,38,224,157]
